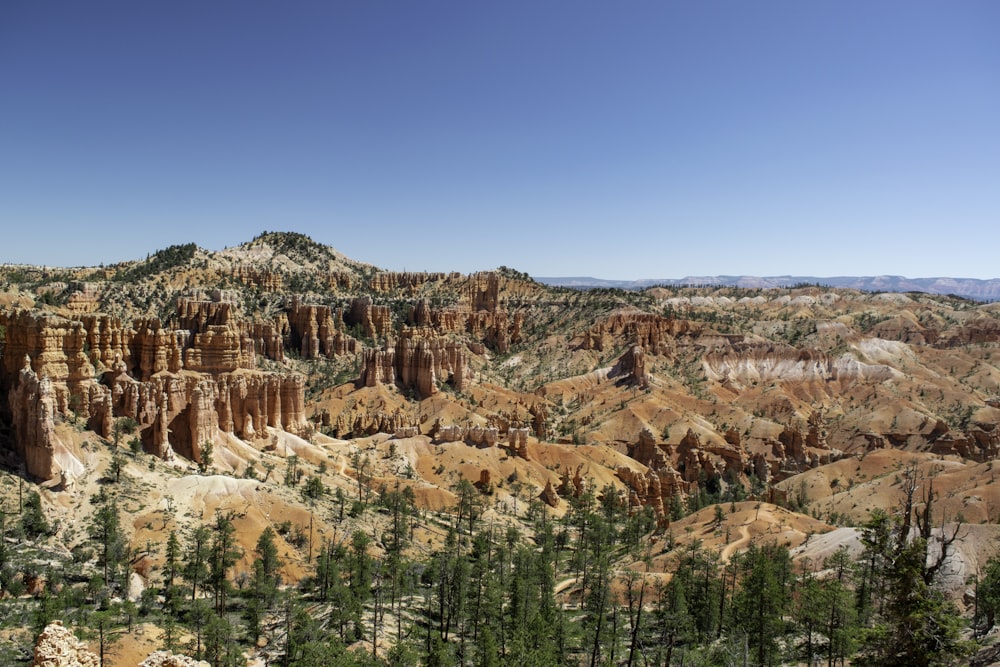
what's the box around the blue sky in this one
[2,1,998,279]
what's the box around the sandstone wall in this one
[231,265,283,291]
[348,296,393,339]
[63,282,103,314]
[579,312,701,355]
[0,311,97,414]
[369,271,447,293]
[285,298,358,359]
[1,307,307,481]
[8,359,60,480]
[611,345,648,387]
[360,328,470,397]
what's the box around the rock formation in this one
[508,427,530,459]
[102,350,307,461]
[931,423,1000,461]
[935,316,1000,348]
[231,265,284,291]
[348,296,393,339]
[131,318,186,379]
[285,298,357,359]
[360,328,469,397]
[702,340,902,387]
[559,464,588,498]
[0,310,99,413]
[370,271,449,293]
[1,304,307,481]
[8,358,63,481]
[676,429,725,482]
[540,479,560,507]
[245,320,286,362]
[139,651,210,667]
[63,282,103,314]
[432,424,499,447]
[469,426,499,447]
[32,621,99,667]
[183,325,255,374]
[397,272,524,353]
[579,312,699,355]
[611,345,648,387]
[629,428,667,469]
[435,424,466,443]
[619,428,689,522]
[77,314,133,372]
[468,272,501,312]
[330,407,411,438]
[529,403,548,440]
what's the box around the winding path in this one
[721,523,752,562]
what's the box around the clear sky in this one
[2,1,998,279]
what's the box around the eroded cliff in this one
[1,298,307,481]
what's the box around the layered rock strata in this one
[579,312,701,355]
[618,428,689,522]
[285,298,358,359]
[328,408,411,438]
[231,266,283,291]
[930,423,1000,461]
[1,305,306,480]
[8,358,63,481]
[349,296,394,339]
[360,328,469,397]
[369,271,449,293]
[611,345,648,387]
[408,299,523,354]
[63,282,103,314]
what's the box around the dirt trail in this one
[721,523,752,562]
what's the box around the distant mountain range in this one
[534,275,1000,301]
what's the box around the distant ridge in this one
[535,275,1000,301]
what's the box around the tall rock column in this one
[189,382,220,455]
[8,357,58,480]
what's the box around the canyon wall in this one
[1,300,306,481]
[360,327,470,397]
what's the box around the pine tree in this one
[20,490,50,538]
[189,598,212,661]
[203,613,237,667]
[977,555,1000,632]
[855,467,969,667]
[653,576,694,667]
[91,606,122,667]
[822,547,857,667]
[348,530,374,642]
[732,543,791,667]
[184,525,212,603]
[673,541,722,642]
[246,527,282,641]
[208,512,242,615]
[89,490,126,591]
[163,530,182,612]
[796,564,826,665]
